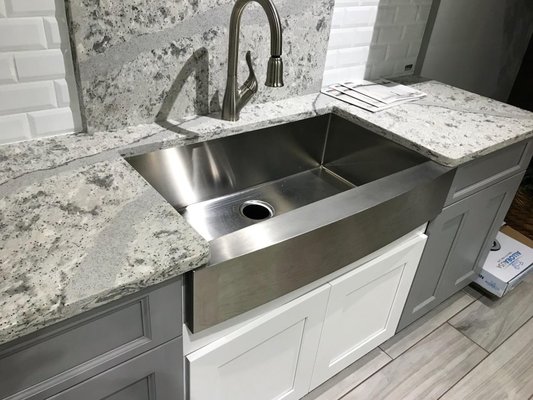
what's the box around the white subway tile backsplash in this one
[0,54,16,83]
[379,0,410,5]
[368,62,395,79]
[352,0,380,5]
[324,0,434,83]
[322,69,340,87]
[28,107,75,137]
[4,0,55,17]
[43,17,61,48]
[0,2,81,143]
[408,41,422,57]
[324,1,380,84]
[417,4,432,22]
[375,6,396,25]
[403,24,427,41]
[339,65,366,80]
[0,81,56,115]
[387,43,409,60]
[54,79,71,107]
[338,46,369,66]
[395,5,419,24]
[323,64,366,86]
[367,45,387,64]
[378,26,404,44]
[0,18,47,51]
[410,0,433,5]
[329,27,374,49]
[324,50,338,70]
[0,113,31,144]
[331,9,344,28]
[335,0,365,5]
[344,6,378,26]
[15,50,65,81]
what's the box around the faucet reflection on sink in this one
[221,0,284,121]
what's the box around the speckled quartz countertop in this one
[1,79,532,346]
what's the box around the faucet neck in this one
[222,0,283,121]
[227,0,282,79]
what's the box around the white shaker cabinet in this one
[187,285,330,400]
[310,234,427,388]
[187,232,427,400]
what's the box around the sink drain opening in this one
[240,200,275,220]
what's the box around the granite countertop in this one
[1,79,532,346]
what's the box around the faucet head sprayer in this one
[265,56,284,87]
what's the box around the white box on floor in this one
[474,227,533,297]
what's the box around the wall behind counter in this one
[66,0,335,132]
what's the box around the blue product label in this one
[497,251,523,270]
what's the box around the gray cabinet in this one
[434,174,523,300]
[0,279,183,400]
[49,338,182,400]
[398,139,533,331]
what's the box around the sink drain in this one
[240,200,275,220]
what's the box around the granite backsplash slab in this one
[67,0,334,132]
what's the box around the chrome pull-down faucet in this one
[221,0,284,121]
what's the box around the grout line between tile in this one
[337,353,393,400]
[378,320,444,358]
[435,330,490,400]
[450,307,533,354]
[380,289,477,359]
[482,315,533,354]
[445,321,489,355]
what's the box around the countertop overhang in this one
[1,79,532,346]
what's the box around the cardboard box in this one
[474,226,533,297]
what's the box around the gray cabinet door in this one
[48,338,183,400]
[1,280,182,400]
[398,172,524,330]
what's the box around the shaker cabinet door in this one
[187,285,330,400]
[48,338,183,400]
[434,172,524,300]
[310,235,427,389]
[398,172,524,330]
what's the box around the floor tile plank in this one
[302,348,391,400]
[441,318,533,400]
[380,290,477,359]
[343,324,487,400]
[449,279,533,352]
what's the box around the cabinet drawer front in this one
[187,285,330,400]
[445,140,532,206]
[48,338,183,400]
[310,235,427,389]
[0,280,182,400]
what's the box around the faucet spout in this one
[221,0,284,121]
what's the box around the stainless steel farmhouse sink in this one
[126,114,455,332]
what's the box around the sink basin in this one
[126,113,454,332]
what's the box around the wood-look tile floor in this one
[303,276,533,400]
